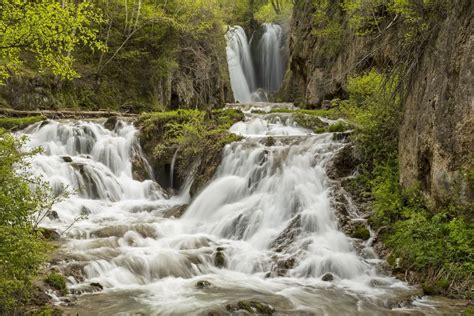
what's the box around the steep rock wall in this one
[399,1,473,206]
[284,0,473,208]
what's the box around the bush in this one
[45,272,67,295]
[0,130,55,312]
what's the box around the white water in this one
[226,26,256,103]
[226,24,285,103]
[258,23,284,93]
[20,114,462,315]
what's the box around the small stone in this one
[80,206,91,216]
[196,280,211,289]
[214,250,225,268]
[61,156,73,163]
[90,282,103,291]
[264,136,276,146]
[216,246,224,252]
[322,273,334,282]
[47,210,59,220]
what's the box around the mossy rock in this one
[350,222,370,240]
[45,272,67,295]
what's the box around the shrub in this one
[0,130,55,312]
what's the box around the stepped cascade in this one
[17,112,454,314]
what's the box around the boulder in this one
[321,273,334,282]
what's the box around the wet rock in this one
[322,273,334,282]
[214,249,225,268]
[104,116,118,131]
[162,204,188,218]
[61,156,73,163]
[29,284,51,307]
[62,262,87,282]
[271,214,302,252]
[47,210,59,220]
[80,206,91,216]
[90,282,103,291]
[226,301,274,314]
[39,227,60,241]
[196,280,212,289]
[326,145,358,180]
[264,136,276,146]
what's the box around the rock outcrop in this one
[398,1,473,207]
[284,0,473,209]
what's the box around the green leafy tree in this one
[0,130,56,312]
[0,0,105,82]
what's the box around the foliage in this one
[0,0,105,82]
[0,130,56,312]
[270,107,342,119]
[45,272,67,295]
[340,69,474,296]
[340,69,400,169]
[254,0,293,24]
[311,0,345,59]
[0,116,46,131]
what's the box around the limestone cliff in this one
[399,2,473,206]
[284,0,473,208]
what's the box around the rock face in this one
[280,0,396,106]
[398,2,474,207]
[285,0,473,208]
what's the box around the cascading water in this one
[226,24,285,103]
[18,113,464,315]
[258,23,284,92]
[226,26,256,103]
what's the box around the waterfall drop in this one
[226,24,285,103]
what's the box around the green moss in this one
[0,116,46,131]
[45,272,67,295]
[270,108,342,120]
[463,306,474,316]
[350,223,370,240]
[422,279,450,295]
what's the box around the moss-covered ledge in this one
[137,108,244,196]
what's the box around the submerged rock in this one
[61,156,73,163]
[162,204,188,218]
[196,280,212,289]
[214,249,225,268]
[47,210,59,220]
[226,301,274,314]
[322,273,334,282]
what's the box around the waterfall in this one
[226,26,256,103]
[16,113,431,314]
[226,24,285,103]
[258,23,284,92]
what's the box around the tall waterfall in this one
[226,26,256,103]
[258,23,284,93]
[16,114,448,315]
[226,24,285,103]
